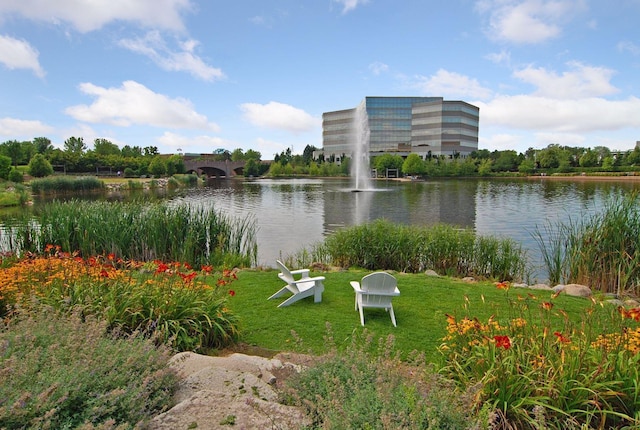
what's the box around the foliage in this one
[439,282,640,429]
[284,328,477,429]
[7,200,258,268]
[8,168,23,183]
[148,156,167,177]
[29,175,104,192]
[0,249,240,351]
[322,219,527,280]
[534,193,640,295]
[401,153,425,176]
[0,308,178,429]
[0,155,11,179]
[27,153,54,177]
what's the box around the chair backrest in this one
[276,260,294,284]
[361,272,397,293]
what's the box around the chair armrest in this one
[350,281,362,292]
[292,275,325,284]
[289,268,310,277]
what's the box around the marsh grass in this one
[6,200,258,268]
[0,307,177,429]
[535,193,640,295]
[29,175,105,193]
[314,219,527,280]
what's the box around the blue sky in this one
[0,0,639,158]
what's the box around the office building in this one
[321,96,479,161]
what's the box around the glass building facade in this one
[322,96,479,161]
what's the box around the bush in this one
[283,327,477,429]
[8,168,23,183]
[27,153,54,177]
[0,308,178,429]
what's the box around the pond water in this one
[16,177,640,282]
[168,177,640,282]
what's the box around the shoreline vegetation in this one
[2,177,640,428]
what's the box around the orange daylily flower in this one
[494,335,511,350]
[541,302,554,310]
[554,331,571,344]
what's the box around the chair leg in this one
[313,284,324,303]
[359,307,365,326]
[389,305,397,327]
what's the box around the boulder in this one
[148,352,310,430]
[552,283,592,297]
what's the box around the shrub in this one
[8,168,23,183]
[27,153,54,177]
[283,326,477,429]
[0,308,178,429]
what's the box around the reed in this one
[29,176,105,193]
[535,193,640,295]
[320,219,526,280]
[7,200,257,267]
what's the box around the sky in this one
[0,0,639,158]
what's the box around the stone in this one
[148,352,311,430]
[424,269,439,277]
[528,283,553,290]
[553,283,592,297]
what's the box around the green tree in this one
[33,137,53,154]
[373,154,403,174]
[579,149,599,167]
[302,145,318,164]
[402,153,425,176]
[148,156,166,177]
[518,159,536,174]
[122,145,143,158]
[492,150,520,172]
[64,136,87,154]
[28,153,54,177]
[93,138,121,156]
[166,155,185,175]
[0,140,23,166]
[478,159,493,176]
[143,146,159,157]
[602,156,615,171]
[0,155,12,179]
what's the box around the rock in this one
[552,283,592,297]
[424,269,439,277]
[148,352,310,430]
[511,283,528,288]
[461,277,476,283]
[528,283,553,290]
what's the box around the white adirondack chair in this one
[268,260,325,307]
[350,272,400,326]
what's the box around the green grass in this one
[227,268,591,362]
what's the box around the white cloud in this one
[413,69,493,100]
[240,102,321,133]
[0,117,53,137]
[476,95,640,133]
[119,31,224,81]
[65,80,219,131]
[333,0,369,14]
[156,131,231,153]
[0,0,191,32]
[369,62,389,75]
[485,49,511,65]
[476,0,586,44]
[618,40,640,56]
[0,35,45,77]
[513,61,618,98]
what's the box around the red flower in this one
[155,262,170,274]
[183,262,193,270]
[107,253,115,261]
[228,290,236,297]
[100,269,109,278]
[494,335,511,350]
[553,331,571,344]
[179,272,197,283]
[495,281,510,290]
[541,302,554,311]
[217,278,228,287]
[201,265,213,274]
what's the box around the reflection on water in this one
[5,177,640,282]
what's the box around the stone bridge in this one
[183,159,245,178]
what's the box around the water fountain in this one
[351,102,372,191]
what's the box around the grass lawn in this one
[227,268,591,363]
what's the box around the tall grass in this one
[6,200,257,268]
[0,308,177,429]
[315,219,526,280]
[534,193,640,295]
[29,175,105,193]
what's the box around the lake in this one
[166,177,640,282]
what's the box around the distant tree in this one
[148,156,166,177]
[244,159,261,177]
[579,149,599,167]
[166,154,185,175]
[492,150,520,172]
[478,159,493,176]
[93,138,121,156]
[402,153,425,176]
[470,149,491,159]
[33,137,53,154]
[302,145,318,164]
[602,156,615,171]
[0,140,23,166]
[64,136,87,154]
[28,154,54,177]
[518,159,536,175]
[230,148,244,161]
[122,145,143,158]
[373,154,403,173]
[8,168,23,183]
[0,155,11,179]
[143,146,159,157]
